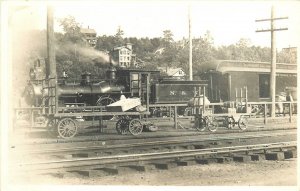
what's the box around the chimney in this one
[126,43,132,51]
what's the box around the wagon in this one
[43,71,154,139]
[46,109,151,138]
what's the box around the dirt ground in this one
[7,120,298,190]
[12,158,297,187]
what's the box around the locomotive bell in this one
[81,72,91,85]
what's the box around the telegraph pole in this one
[47,6,56,79]
[188,6,193,80]
[47,6,57,114]
[255,6,288,117]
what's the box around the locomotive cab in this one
[115,68,160,103]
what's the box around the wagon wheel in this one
[57,118,78,139]
[238,115,248,130]
[194,117,206,131]
[207,117,218,132]
[96,96,115,120]
[46,118,57,137]
[116,117,129,135]
[128,119,143,136]
[224,116,235,129]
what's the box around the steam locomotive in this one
[24,63,207,113]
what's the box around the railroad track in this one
[14,141,297,178]
[11,130,296,161]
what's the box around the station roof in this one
[201,60,297,74]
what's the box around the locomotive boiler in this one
[24,67,125,107]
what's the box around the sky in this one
[5,0,300,49]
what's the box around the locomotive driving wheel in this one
[96,96,115,106]
[96,96,116,120]
[57,118,78,139]
[128,119,143,136]
[116,116,129,135]
[238,115,248,130]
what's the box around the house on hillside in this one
[111,43,137,68]
[80,27,97,47]
[158,67,186,80]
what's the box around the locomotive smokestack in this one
[106,66,116,81]
[47,6,56,79]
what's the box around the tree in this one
[191,31,216,73]
[236,38,251,48]
[58,15,83,43]
[162,30,174,47]
[214,38,271,62]
[96,35,119,51]
[115,26,124,44]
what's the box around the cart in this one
[194,112,249,132]
[190,86,250,132]
[43,72,153,139]
[46,109,150,138]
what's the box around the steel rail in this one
[17,141,296,171]
[12,131,296,155]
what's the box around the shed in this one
[201,60,297,102]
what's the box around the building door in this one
[259,74,270,98]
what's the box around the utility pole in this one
[255,6,288,117]
[47,6,56,79]
[188,6,193,80]
[47,6,57,114]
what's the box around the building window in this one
[259,74,270,98]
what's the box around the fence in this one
[13,101,297,130]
